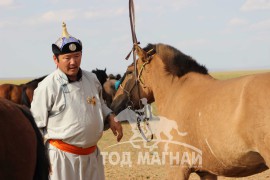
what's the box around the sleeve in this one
[30,83,54,129]
[92,73,113,118]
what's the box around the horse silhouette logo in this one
[115,98,187,151]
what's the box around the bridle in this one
[119,63,154,142]
[119,49,154,142]
[119,51,153,108]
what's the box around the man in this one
[31,22,123,180]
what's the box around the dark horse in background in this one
[0,98,49,180]
[0,76,47,108]
[92,68,108,86]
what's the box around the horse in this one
[102,79,117,108]
[0,76,47,108]
[92,68,122,107]
[92,68,117,107]
[0,98,49,180]
[111,43,270,180]
[92,68,108,86]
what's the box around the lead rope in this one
[127,0,153,142]
[128,0,138,86]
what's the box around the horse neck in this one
[147,60,213,114]
[146,60,175,112]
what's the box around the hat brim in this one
[52,41,82,55]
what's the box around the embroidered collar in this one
[56,68,82,84]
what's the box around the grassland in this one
[210,69,270,80]
[0,78,31,85]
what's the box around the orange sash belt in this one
[49,139,96,155]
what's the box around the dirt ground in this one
[98,123,270,180]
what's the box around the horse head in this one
[92,68,108,86]
[111,44,156,114]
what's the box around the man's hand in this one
[108,113,123,142]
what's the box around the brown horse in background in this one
[102,73,123,108]
[0,98,49,180]
[0,76,47,107]
[92,68,122,107]
[111,43,270,179]
[103,79,117,108]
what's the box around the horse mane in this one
[24,75,47,87]
[143,43,208,77]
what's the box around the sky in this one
[0,0,270,78]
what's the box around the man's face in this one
[54,51,82,79]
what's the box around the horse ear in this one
[135,46,148,62]
[104,68,106,72]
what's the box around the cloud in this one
[223,17,249,34]
[241,0,270,11]
[0,0,13,7]
[23,9,80,25]
[137,0,198,13]
[223,18,270,35]
[249,19,270,31]
[41,9,79,22]
[252,30,270,42]
[2,7,127,28]
[228,18,249,26]
[84,7,127,19]
[0,21,7,28]
[0,19,20,28]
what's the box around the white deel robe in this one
[31,68,112,180]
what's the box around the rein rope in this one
[125,0,153,142]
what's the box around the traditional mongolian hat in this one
[52,22,82,55]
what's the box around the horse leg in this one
[258,134,270,167]
[197,172,217,180]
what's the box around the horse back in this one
[0,98,49,180]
